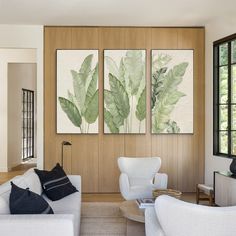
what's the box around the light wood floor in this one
[82,192,197,203]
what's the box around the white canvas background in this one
[152,50,193,133]
[57,50,99,133]
[104,50,146,134]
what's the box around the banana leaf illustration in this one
[104,50,146,133]
[58,54,98,133]
[152,54,188,133]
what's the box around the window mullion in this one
[213,45,219,155]
[217,46,220,154]
[228,42,232,156]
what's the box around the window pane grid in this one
[214,35,236,157]
[22,89,34,160]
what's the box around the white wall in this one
[0,49,36,171]
[205,16,236,184]
[0,25,43,171]
[8,63,37,169]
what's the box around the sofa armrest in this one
[0,214,74,236]
[156,195,236,236]
[68,175,81,192]
[145,207,165,236]
[153,173,168,189]
[119,173,130,200]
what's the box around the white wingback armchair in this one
[145,195,236,236]
[118,157,168,200]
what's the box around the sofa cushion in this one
[0,176,28,215]
[43,191,80,213]
[23,168,42,195]
[0,196,9,214]
[43,190,80,236]
[34,163,77,201]
[0,176,27,208]
[10,182,54,214]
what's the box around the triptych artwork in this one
[57,49,193,134]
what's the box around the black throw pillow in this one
[10,182,54,214]
[34,163,77,201]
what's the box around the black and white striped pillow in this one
[34,163,77,201]
[10,182,53,214]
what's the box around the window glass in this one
[219,66,228,103]
[232,132,236,155]
[232,65,236,103]
[219,43,228,66]
[232,105,236,130]
[231,40,236,63]
[219,131,228,154]
[219,105,228,130]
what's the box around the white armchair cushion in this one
[129,185,154,199]
[129,177,152,186]
[155,195,236,236]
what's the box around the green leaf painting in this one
[57,50,99,133]
[104,50,146,133]
[58,97,82,128]
[151,50,193,134]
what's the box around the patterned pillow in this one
[10,182,53,214]
[34,163,77,201]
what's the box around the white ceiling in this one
[0,0,235,26]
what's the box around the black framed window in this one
[22,89,34,160]
[213,33,236,157]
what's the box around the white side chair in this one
[118,157,168,200]
[145,195,236,236]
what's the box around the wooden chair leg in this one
[196,184,199,204]
[209,190,214,206]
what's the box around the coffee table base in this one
[126,219,145,236]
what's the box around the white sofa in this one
[118,157,168,200]
[0,168,81,236]
[145,195,236,236]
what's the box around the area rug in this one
[80,202,126,236]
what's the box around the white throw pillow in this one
[23,168,42,195]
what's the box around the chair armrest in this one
[153,173,168,189]
[145,207,165,236]
[68,175,81,192]
[0,214,74,236]
[119,173,130,200]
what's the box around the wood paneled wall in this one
[44,27,205,193]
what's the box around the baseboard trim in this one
[0,167,9,172]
